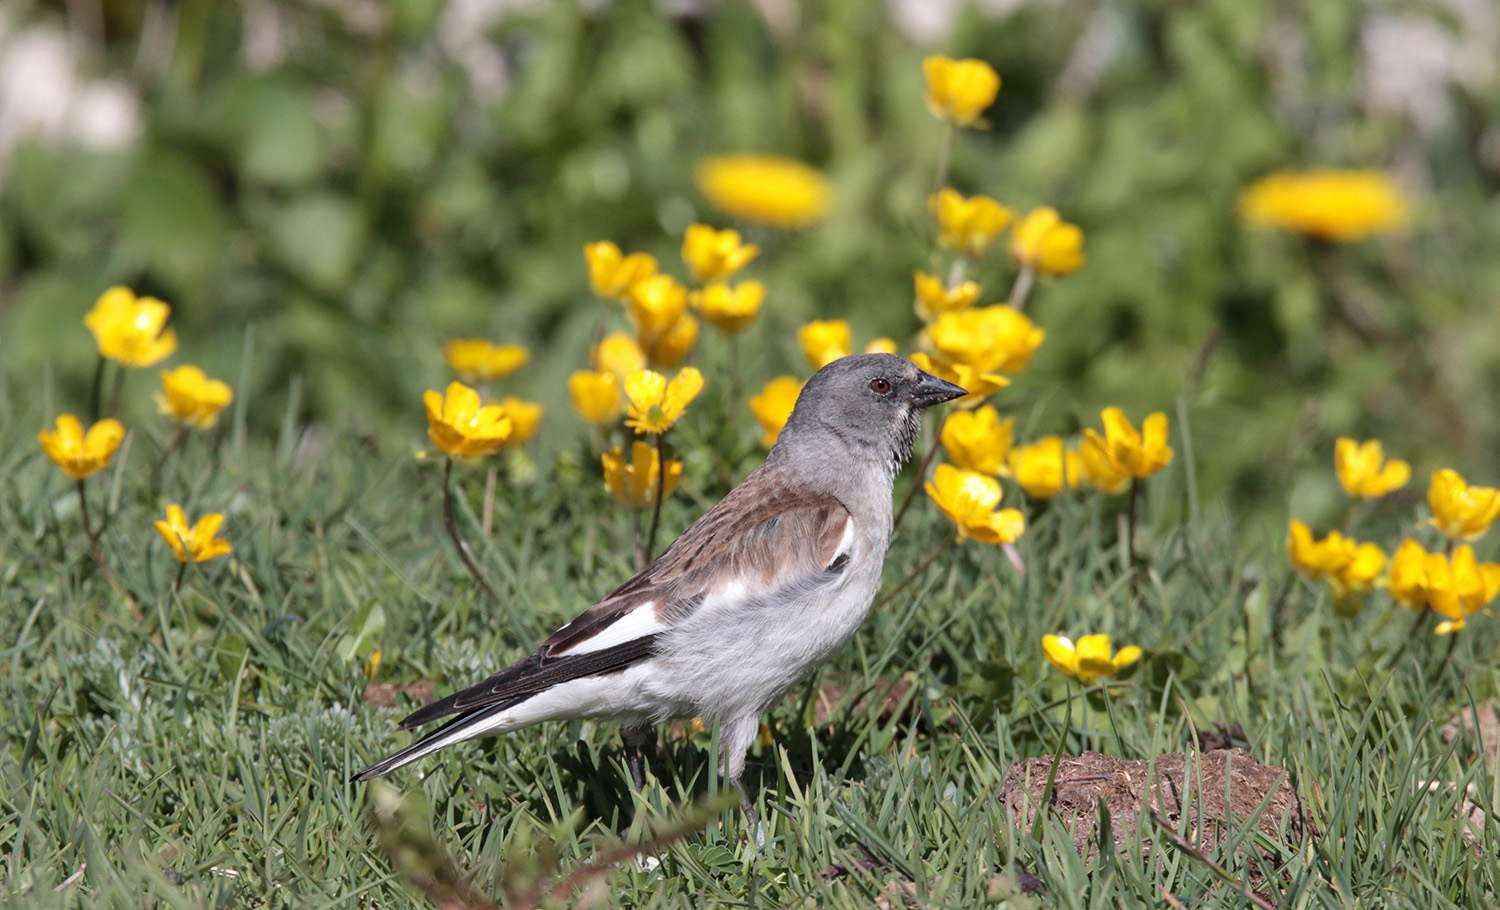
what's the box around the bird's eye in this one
[870,377,891,394]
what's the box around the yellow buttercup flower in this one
[1286,520,1386,604]
[627,274,689,338]
[423,381,513,458]
[1078,433,1132,495]
[1042,634,1141,684]
[1427,469,1500,541]
[84,286,178,367]
[568,370,620,426]
[749,376,803,448]
[1240,169,1409,243]
[641,313,699,368]
[1388,539,1500,634]
[695,154,832,229]
[691,281,765,335]
[682,224,759,283]
[799,319,852,370]
[444,339,530,382]
[603,441,682,509]
[940,405,1012,476]
[925,305,1045,375]
[1009,207,1085,277]
[907,353,1008,409]
[922,55,1000,127]
[926,464,1025,544]
[39,414,125,480]
[593,331,647,379]
[1083,408,1173,479]
[624,367,704,435]
[1008,436,1081,499]
[928,189,1013,260]
[914,271,981,323]
[154,504,232,563]
[498,397,543,445]
[585,241,657,301]
[865,338,898,355]
[155,365,233,429]
[1334,437,1409,499]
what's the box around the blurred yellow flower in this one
[1009,207,1085,277]
[682,224,759,283]
[154,504,232,563]
[922,55,1000,127]
[593,331,647,379]
[865,338,898,355]
[156,365,233,429]
[39,414,125,479]
[1427,469,1500,541]
[641,313,699,368]
[1008,436,1081,499]
[925,305,1045,375]
[1286,519,1386,603]
[907,353,1008,409]
[914,271,981,322]
[627,274,689,338]
[568,370,620,426]
[625,367,704,435]
[1240,169,1409,242]
[1042,634,1141,684]
[926,464,1025,544]
[749,376,802,448]
[1083,408,1173,479]
[603,441,682,509]
[928,189,1012,260]
[585,241,657,301]
[498,397,543,445]
[1334,437,1409,499]
[85,286,178,367]
[799,319,852,370]
[444,339,530,382]
[695,154,832,229]
[423,381,512,458]
[940,405,1012,476]
[1388,539,1500,634]
[1078,433,1132,495]
[691,280,765,335]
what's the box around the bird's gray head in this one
[773,353,967,478]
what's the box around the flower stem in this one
[873,536,955,612]
[441,457,497,601]
[88,355,107,423]
[892,427,944,537]
[644,433,668,562]
[632,511,646,572]
[1009,266,1037,311]
[105,364,127,420]
[1383,610,1429,671]
[1126,477,1139,568]
[151,427,188,502]
[76,479,116,587]
[932,122,955,194]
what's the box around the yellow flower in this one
[84,286,178,367]
[691,280,765,335]
[498,397,543,445]
[1388,539,1500,634]
[39,414,125,479]
[627,274,689,338]
[1082,408,1173,480]
[925,464,1025,544]
[695,154,832,229]
[1077,433,1132,495]
[799,319,852,370]
[1008,436,1081,499]
[593,331,647,379]
[865,338,898,355]
[925,305,1045,375]
[585,241,657,300]
[641,313,699,368]
[155,365,233,429]
[1286,519,1386,603]
[913,271,981,322]
[1427,469,1500,541]
[1009,207,1085,277]
[153,504,232,563]
[682,224,759,283]
[568,370,620,426]
[907,353,1009,409]
[423,381,512,458]
[444,339,530,382]
[603,441,682,509]
[928,189,1013,260]
[1239,169,1409,243]
[1042,634,1141,684]
[922,55,1000,127]
[624,367,704,435]
[1334,437,1409,499]
[749,375,803,448]
[940,405,1012,476]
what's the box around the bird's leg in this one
[721,715,765,848]
[622,725,651,793]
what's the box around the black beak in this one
[910,371,968,408]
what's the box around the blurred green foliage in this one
[3,0,1499,530]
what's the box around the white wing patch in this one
[552,604,667,656]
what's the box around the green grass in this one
[3,373,1499,909]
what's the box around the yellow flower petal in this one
[695,154,832,229]
[39,414,125,479]
[1240,169,1409,242]
[155,365,234,429]
[922,55,1000,127]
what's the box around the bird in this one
[352,353,966,831]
